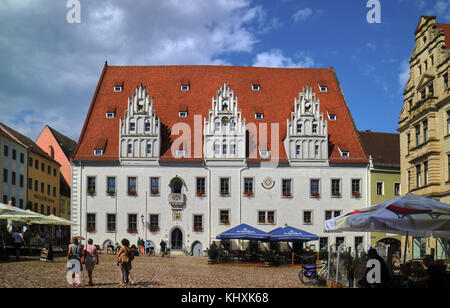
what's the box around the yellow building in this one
[398,16,450,261]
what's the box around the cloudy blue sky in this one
[0,0,449,142]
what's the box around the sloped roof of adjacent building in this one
[46,125,77,160]
[72,64,368,164]
[0,123,61,165]
[358,130,400,169]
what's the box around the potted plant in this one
[352,191,361,198]
[208,242,219,264]
[149,225,159,232]
[106,190,116,196]
[193,226,203,232]
[128,190,137,196]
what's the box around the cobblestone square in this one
[0,254,307,288]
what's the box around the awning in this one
[216,224,270,240]
[268,226,318,242]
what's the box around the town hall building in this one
[71,64,370,254]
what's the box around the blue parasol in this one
[268,226,318,242]
[216,224,270,240]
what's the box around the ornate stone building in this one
[71,64,370,254]
[398,16,450,260]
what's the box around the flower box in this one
[107,228,115,232]
[243,191,254,197]
[311,192,320,198]
[106,190,116,196]
[128,190,137,196]
[282,191,292,197]
[193,226,203,232]
[149,226,160,232]
[220,191,229,196]
[87,190,96,196]
[221,219,230,225]
[196,191,205,197]
[151,190,159,195]
[258,220,266,224]
[86,227,96,233]
[267,220,275,225]
[332,192,341,197]
[127,228,138,233]
[352,191,361,198]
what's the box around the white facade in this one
[71,84,370,253]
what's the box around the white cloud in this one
[292,8,313,23]
[253,49,314,68]
[0,0,272,140]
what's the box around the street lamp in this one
[141,214,145,240]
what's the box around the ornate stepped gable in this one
[284,85,328,165]
[119,84,161,163]
[204,83,246,163]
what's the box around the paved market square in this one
[0,254,309,288]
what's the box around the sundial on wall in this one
[262,177,275,189]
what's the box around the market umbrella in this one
[32,214,76,226]
[216,224,270,240]
[0,203,49,225]
[324,193,450,263]
[324,193,450,237]
[268,226,319,242]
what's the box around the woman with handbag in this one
[117,238,133,285]
[83,239,99,286]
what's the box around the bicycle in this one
[298,263,329,286]
[183,246,191,256]
[160,247,170,257]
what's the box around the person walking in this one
[67,237,83,287]
[12,228,26,261]
[160,239,167,257]
[117,238,134,285]
[83,239,99,286]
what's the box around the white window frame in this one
[179,111,188,118]
[255,113,264,120]
[114,86,122,92]
[252,84,261,91]
[303,210,313,225]
[376,181,384,196]
[181,85,190,91]
[94,149,104,156]
[106,112,115,119]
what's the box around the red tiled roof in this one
[72,65,368,164]
[437,23,450,49]
[358,131,400,168]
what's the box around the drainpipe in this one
[239,164,249,225]
[202,161,212,247]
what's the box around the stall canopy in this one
[268,226,318,242]
[216,224,270,240]
[0,203,76,226]
[324,193,450,238]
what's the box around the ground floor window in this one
[413,237,427,260]
[436,238,450,260]
[336,237,345,249]
[107,214,116,232]
[128,214,137,232]
[87,213,96,231]
[319,237,328,250]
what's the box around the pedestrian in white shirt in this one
[12,228,25,261]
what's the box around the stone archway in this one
[171,228,183,250]
[192,241,203,256]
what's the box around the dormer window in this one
[319,85,328,93]
[255,113,264,120]
[114,86,122,92]
[260,150,270,158]
[179,111,188,118]
[181,85,190,91]
[176,149,186,157]
[106,112,115,119]
[94,150,103,156]
[252,84,261,91]
[328,114,337,121]
[341,151,350,157]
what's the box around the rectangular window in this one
[145,122,151,132]
[196,178,206,196]
[46,205,50,215]
[21,152,26,163]
[303,211,312,225]
[413,237,427,260]
[415,125,421,145]
[319,238,328,250]
[296,145,301,155]
[448,155,450,181]
[2,169,7,183]
[146,144,152,154]
[28,178,32,189]
[394,183,401,196]
[423,120,428,142]
[267,211,275,224]
[107,177,116,194]
[314,145,319,156]
[87,177,96,194]
[114,86,122,92]
[127,144,133,154]
[47,166,51,175]
[220,178,230,196]
[416,165,422,187]
[53,168,57,177]
[222,144,227,155]
[107,214,116,232]
[129,123,135,131]
[11,197,15,207]
[41,163,45,172]
[87,214,96,230]
[297,123,302,134]
[310,179,320,197]
[334,210,342,218]
[53,187,56,197]
[423,161,429,186]
[3,145,9,157]
[331,179,341,197]
[41,183,44,193]
[34,180,38,192]
[312,124,318,133]
[255,113,264,120]
[444,73,449,91]
[35,159,39,169]
[150,177,159,195]
[12,149,16,160]
[29,158,33,167]
[252,84,261,91]
[128,177,137,195]
[220,210,230,224]
[214,144,220,155]
[428,83,434,97]
[149,214,159,228]
[376,182,384,195]
[282,179,292,197]
[325,211,333,221]
[244,178,254,196]
[128,214,137,231]
[47,184,50,195]
[106,112,115,119]
[408,170,412,191]
[352,179,361,197]
[193,215,203,231]
[355,237,364,251]
[447,110,450,135]
[11,172,16,185]
[230,144,236,155]
[407,133,411,153]
[258,211,267,224]
[336,237,345,249]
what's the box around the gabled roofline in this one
[71,61,108,161]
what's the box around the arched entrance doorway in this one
[192,241,203,256]
[171,228,183,250]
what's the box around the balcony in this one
[168,193,186,208]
